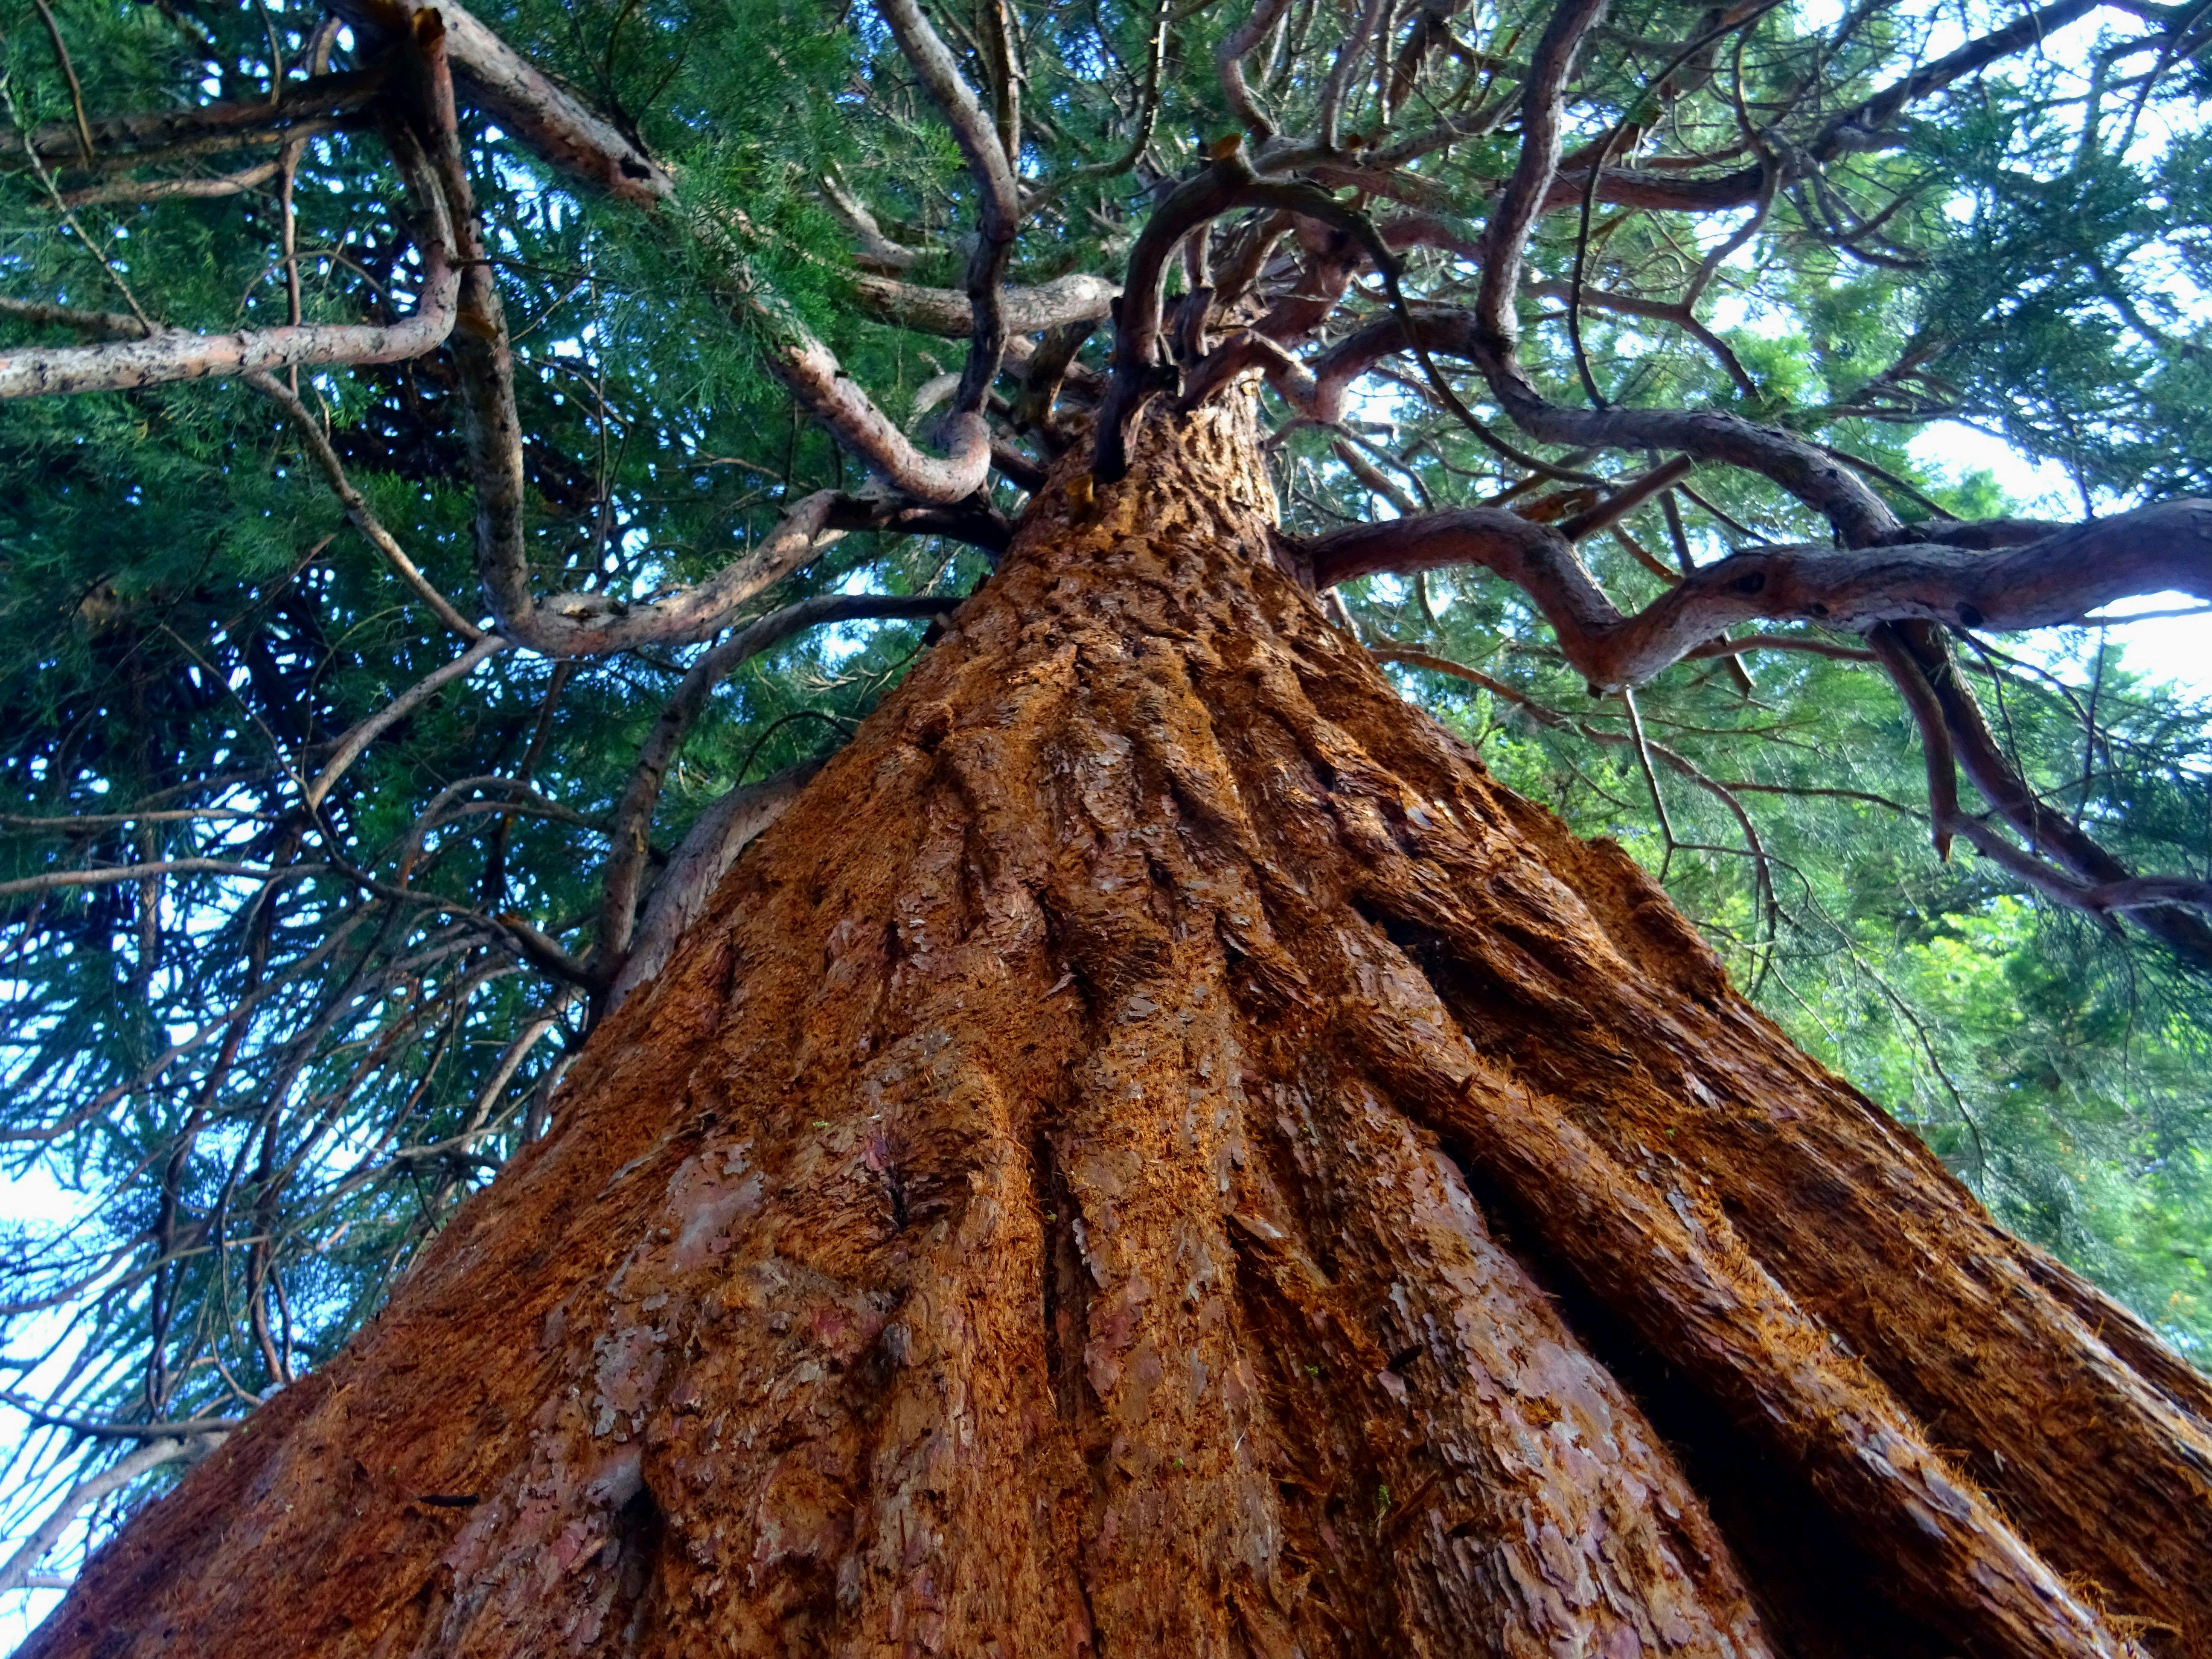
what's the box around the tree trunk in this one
[27,403,2212,1659]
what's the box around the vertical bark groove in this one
[25,402,2210,1659]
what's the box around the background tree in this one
[2,0,2211,1648]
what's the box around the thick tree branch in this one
[0,25,463,402]
[0,178,455,399]
[1882,621,2212,961]
[327,0,672,205]
[1475,0,1614,361]
[1097,154,1422,479]
[1316,0,1394,150]
[1218,0,1296,137]
[759,323,993,501]
[603,763,821,1014]
[1306,499,2212,690]
[55,161,281,208]
[851,272,1119,338]
[1094,149,1265,480]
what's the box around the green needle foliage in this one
[1,0,2209,1596]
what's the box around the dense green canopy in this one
[2,0,2210,1606]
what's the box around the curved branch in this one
[56,161,281,208]
[1324,306,1895,542]
[1882,620,2212,963]
[1219,0,1296,137]
[1316,0,1393,150]
[0,180,456,400]
[1057,0,1171,185]
[602,763,819,1015]
[821,169,926,270]
[509,492,844,656]
[1102,162,1444,477]
[762,324,992,501]
[0,21,464,402]
[1179,326,1314,413]
[1094,149,1266,480]
[1306,294,1895,542]
[1306,498,2212,689]
[1533,0,2115,221]
[1475,0,1613,360]
[1866,624,1964,861]
[411,75,979,650]
[388,7,994,603]
[1815,0,2106,157]
[328,0,672,205]
[874,0,1022,419]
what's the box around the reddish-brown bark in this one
[25,405,2212,1658]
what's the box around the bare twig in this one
[246,370,485,642]
[305,633,513,810]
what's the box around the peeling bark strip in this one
[29,406,2209,1659]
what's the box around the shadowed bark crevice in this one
[1421,1128,1958,1659]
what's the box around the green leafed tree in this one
[3,0,2212,1649]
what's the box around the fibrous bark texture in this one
[27,405,2212,1659]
